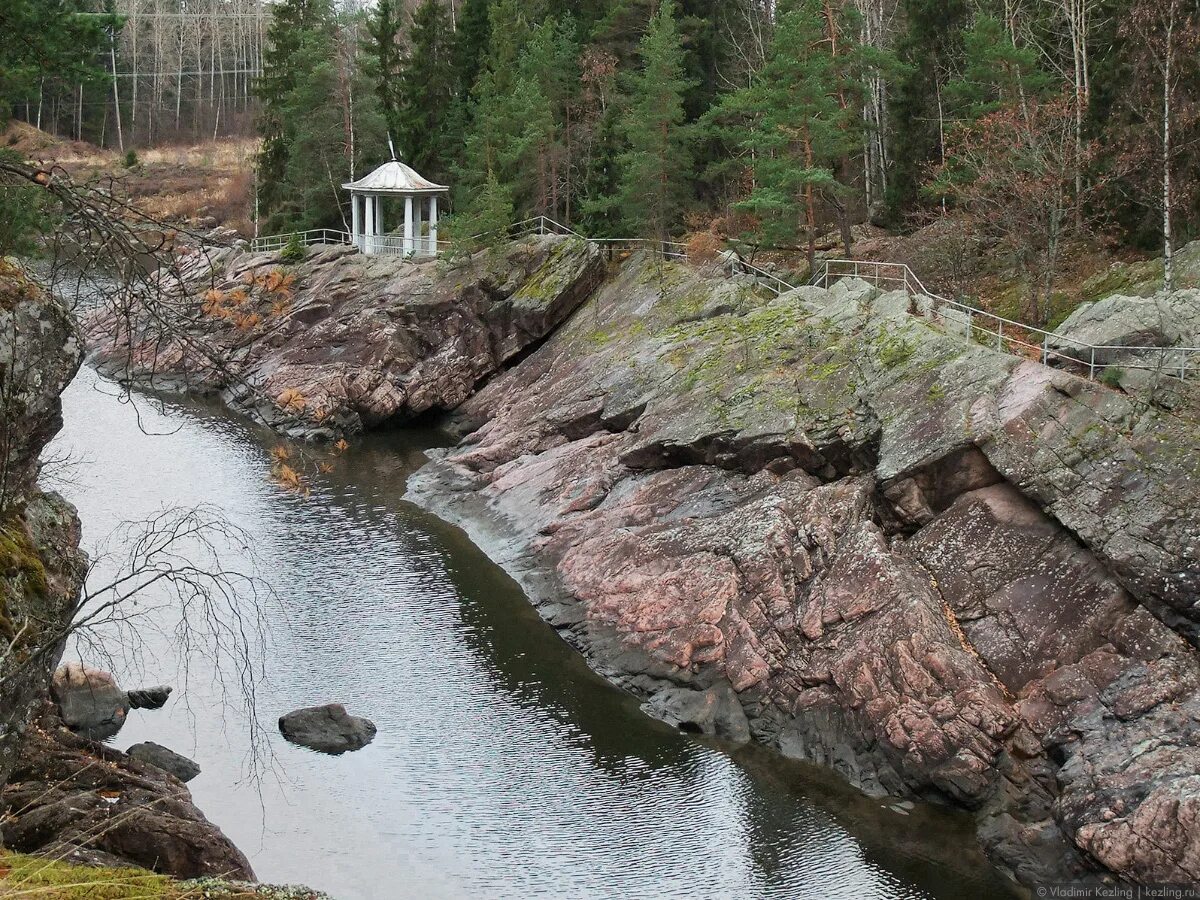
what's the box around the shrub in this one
[685,230,724,265]
[280,232,305,262]
[1098,366,1125,388]
[122,149,139,169]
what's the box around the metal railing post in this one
[1041,337,1049,366]
[997,321,1003,350]
[1089,347,1096,380]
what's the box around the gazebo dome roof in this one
[342,159,448,195]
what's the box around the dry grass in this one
[2,122,257,236]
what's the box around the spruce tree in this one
[396,0,457,181]
[257,0,336,227]
[885,0,969,219]
[614,0,693,240]
[367,0,405,145]
[457,0,535,204]
[453,0,492,96]
[258,0,383,233]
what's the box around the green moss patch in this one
[0,852,178,899]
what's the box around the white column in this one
[428,195,439,254]
[413,198,423,255]
[351,193,361,251]
[375,196,383,237]
[363,195,375,255]
[403,195,414,256]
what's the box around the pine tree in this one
[944,14,1052,121]
[396,0,457,181]
[709,0,855,268]
[0,0,114,121]
[614,0,694,240]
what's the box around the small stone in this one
[127,686,172,709]
[127,741,200,782]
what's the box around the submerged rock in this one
[128,685,173,709]
[279,704,377,754]
[127,741,201,782]
[50,662,173,741]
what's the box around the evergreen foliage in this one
[257,0,384,233]
[712,0,858,260]
[396,0,459,182]
[614,0,694,239]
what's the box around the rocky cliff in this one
[84,242,1200,887]
[407,257,1200,886]
[0,260,87,795]
[0,262,255,881]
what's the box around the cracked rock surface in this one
[409,257,1200,886]
[85,235,605,439]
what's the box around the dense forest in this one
[2,0,1198,324]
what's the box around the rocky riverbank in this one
[87,235,605,439]
[0,263,267,888]
[87,239,1200,888]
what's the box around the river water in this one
[49,366,1019,900]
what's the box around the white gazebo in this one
[343,156,448,257]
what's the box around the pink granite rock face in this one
[87,230,1200,887]
[408,258,1200,886]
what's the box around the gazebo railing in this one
[356,233,448,257]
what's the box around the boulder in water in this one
[127,686,172,709]
[278,704,376,755]
[51,663,129,741]
[127,741,200,782]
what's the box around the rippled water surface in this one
[51,367,1019,900]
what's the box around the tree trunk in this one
[110,35,125,152]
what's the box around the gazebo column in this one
[375,195,383,237]
[351,193,361,251]
[364,195,375,255]
[428,196,439,254]
[413,198,424,256]
[403,196,415,256]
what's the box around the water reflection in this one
[50,367,1019,900]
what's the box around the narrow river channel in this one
[49,365,1020,900]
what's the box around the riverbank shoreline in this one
[83,236,1200,890]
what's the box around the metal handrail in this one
[250,228,351,252]
[247,219,1195,382]
[815,258,1197,381]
